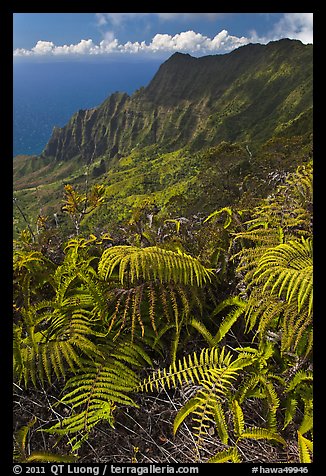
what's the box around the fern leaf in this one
[98,245,213,287]
[299,398,313,435]
[285,370,313,393]
[240,427,286,446]
[47,359,139,435]
[283,396,298,430]
[25,452,77,463]
[232,399,245,437]
[214,300,246,344]
[140,347,225,392]
[207,447,241,463]
[173,397,202,435]
[14,417,37,460]
[297,432,313,463]
[189,318,216,347]
[212,400,229,445]
[204,207,233,229]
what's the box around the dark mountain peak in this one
[164,51,195,62]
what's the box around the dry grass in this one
[13,382,300,464]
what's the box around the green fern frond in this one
[232,399,245,437]
[189,318,216,347]
[285,370,313,393]
[236,374,260,403]
[141,347,253,446]
[258,376,280,431]
[98,245,213,286]
[212,400,229,445]
[14,417,37,461]
[299,398,313,435]
[189,367,238,443]
[283,396,298,430]
[13,250,47,273]
[212,297,246,344]
[140,346,249,392]
[14,309,104,386]
[204,207,233,229]
[239,427,286,446]
[173,397,202,436]
[297,431,313,463]
[47,357,140,435]
[254,238,313,316]
[25,452,77,463]
[207,447,241,463]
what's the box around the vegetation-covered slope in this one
[13,134,312,239]
[13,39,312,239]
[39,39,312,162]
[13,37,313,465]
[13,162,313,463]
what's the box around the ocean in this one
[13,60,162,157]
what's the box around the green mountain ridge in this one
[39,39,312,163]
[13,39,313,237]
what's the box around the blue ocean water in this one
[13,60,162,156]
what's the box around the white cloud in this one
[251,13,313,45]
[32,40,55,55]
[13,29,251,58]
[271,13,313,44]
[13,14,313,59]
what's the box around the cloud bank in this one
[13,13,313,59]
[13,30,250,57]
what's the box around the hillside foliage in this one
[13,161,313,463]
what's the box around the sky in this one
[13,13,313,61]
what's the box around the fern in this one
[212,400,229,445]
[46,339,150,436]
[204,207,233,229]
[98,245,213,286]
[232,399,245,437]
[140,346,253,393]
[211,297,246,344]
[282,369,313,437]
[254,238,313,316]
[239,427,286,446]
[14,309,104,386]
[297,432,313,463]
[173,397,202,436]
[14,417,77,463]
[141,346,253,447]
[24,452,77,463]
[207,447,241,463]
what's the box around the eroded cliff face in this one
[41,39,313,163]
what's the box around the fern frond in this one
[283,396,298,430]
[254,238,313,316]
[190,367,238,443]
[47,357,140,435]
[189,318,216,347]
[14,417,37,461]
[284,370,313,393]
[239,427,286,446]
[299,398,313,435]
[297,432,313,463]
[173,397,202,435]
[232,399,245,437]
[140,346,250,392]
[25,453,77,463]
[207,447,241,463]
[204,207,233,229]
[212,400,229,445]
[212,297,246,344]
[98,245,213,286]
